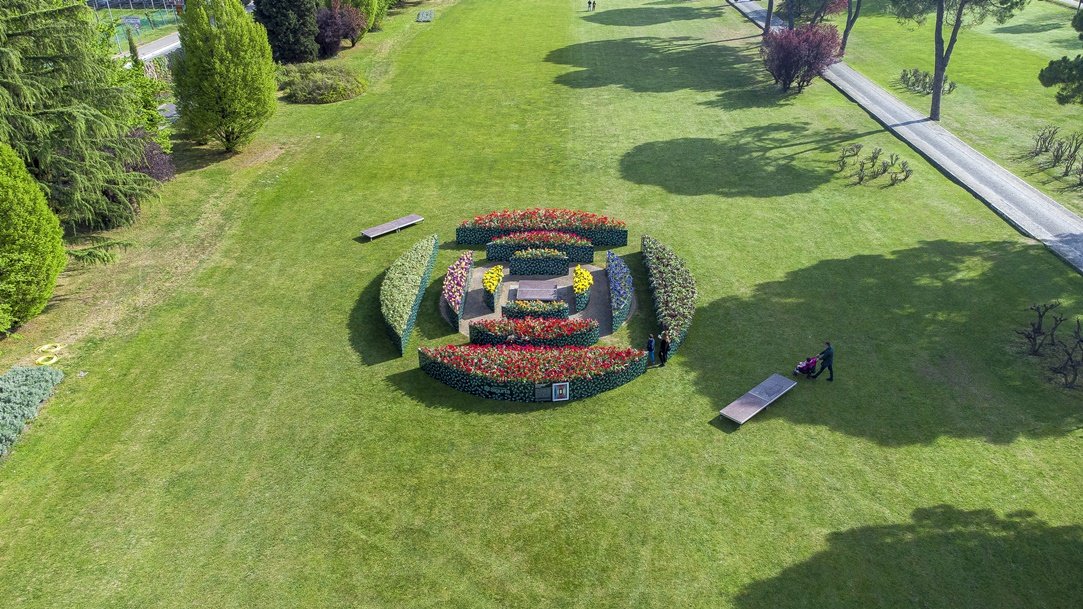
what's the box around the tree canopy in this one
[1038,11,1083,106]
[254,0,319,63]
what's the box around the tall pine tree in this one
[173,0,277,153]
[0,0,156,229]
[254,0,319,63]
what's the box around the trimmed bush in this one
[279,63,367,104]
[606,251,633,330]
[0,143,66,334]
[469,317,600,347]
[486,231,595,263]
[0,366,64,456]
[509,248,569,276]
[380,234,439,355]
[482,265,504,310]
[457,208,628,246]
[442,251,474,329]
[418,345,646,402]
[642,235,697,354]
[572,264,593,313]
[503,300,569,319]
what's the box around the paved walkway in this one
[1044,0,1080,11]
[136,32,181,60]
[728,0,1083,273]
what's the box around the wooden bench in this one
[360,214,424,241]
[719,373,797,425]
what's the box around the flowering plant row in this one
[482,265,504,310]
[642,235,697,354]
[380,234,439,355]
[572,265,593,313]
[606,251,633,329]
[418,345,647,402]
[469,317,600,347]
[503,299,569,319]
[486,231,594,264]
[509,248,569,276]
[457,208,628,247]
[442,251,474,328]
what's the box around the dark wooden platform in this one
[360,214,423,240]
[516,280,559,301]
[719,374,797,425]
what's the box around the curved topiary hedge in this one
[380,234,439,355]
[469,317,600,347]
[442,251,474,329]
[418,345,646,402]
[509,248,568,276]
[457,208,628,246]
[641,235,697,354]
[0,366,64,456]
[605,251,633,329]
[486,231,594,264]
[503,300,569,319]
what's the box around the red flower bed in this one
[419,344,643,383]
[490,230,592,247]
[463,209,626,231]
[470,317,599,346]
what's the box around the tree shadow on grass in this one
[735,505,1083,609]
[620,122,881,197]
[171,140,229,175]
[992,20,1070,35]
[583,5,724,27]
[348,272,400,366]
[544,36,787,110]
[685,240,1083,445]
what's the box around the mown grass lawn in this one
[0,0,1081,607]
[831,0,1083,213]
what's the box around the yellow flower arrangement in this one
[483,265,504,294]
[572,265,594,295]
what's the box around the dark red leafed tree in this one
[761,24,841,93]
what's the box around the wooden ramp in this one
[360,214,423,241]
[719,374,797,425]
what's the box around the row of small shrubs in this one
[898,68,956,96]
[482,265,504,310]
[418,345,646,402]
[380,234,439,355]
[441,251,474,329]
[0,367,64,457]
[469,317,600,347]
[1028,127,1083,187]
[277,63,367,104]
[486,230,594,263]
[642,235,697,354]
[503,300,569,319]
[836,144,913,185]
[572,264,593,313]
[509,248,569,276]
[606,251,633,329]
[457,208,628,246]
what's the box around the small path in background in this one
[728,0,1083,273]
[136,32,181,60]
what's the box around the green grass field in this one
[1,0,1082,606]
[831,0,1083,213]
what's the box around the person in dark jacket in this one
[658,333,670,367]
[646,334,656,366]
[811,341,834,381]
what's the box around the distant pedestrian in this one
[593,0,598,9]
[587,0,592,10]
[811,341,834,381]
[658,333,670,367]
[646,334,656,366]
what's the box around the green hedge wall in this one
[509,250,569,276]
[642,235,697,355]
[419,351,646,402]
[380,234,440,355]
[469,321,599,347]
[458,226,627,247]
[0,366,64,456]
[486,242,594,264]
[503,300,569,319]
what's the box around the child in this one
[794,356,817,378]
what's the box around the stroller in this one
[794,356,818,378]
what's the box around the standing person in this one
[658,333,670,367]
[811,341,834,381]
[587,0,593,10]
[646,334,656,366]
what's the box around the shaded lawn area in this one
[830,0,1083,214]
[0,0,1081,607]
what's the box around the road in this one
[136,31,180,60]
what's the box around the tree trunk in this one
[787,0,795,29]
[930,0,967,121]
[764,0,774,34]
[839,0,861,55]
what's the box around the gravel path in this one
[728,0,1083,273]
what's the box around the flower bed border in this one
[381,234,440,356]
[606,251,633,329]
[503,300,569,319]
[642,235,697,355]
[442,251,474,329]
[482,265,504,311]
[509,249,569,276]
[469,318,600,347]
[457,209,628,247]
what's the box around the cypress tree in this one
[0,1,156,229]
[173,0,277,153]
[0,142,66,334]
[254,0,319,63]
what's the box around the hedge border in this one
[509,250,569,276]
[487,242,594,264]
[443,251,474,329]
[641,235,697,355]
[606,251,633,329]
[419,349,647,402]
[469,319,600,347]
[503,300,569,319]
[458,226,628,247]
[0,366,64,457]
[381,234,440,356]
